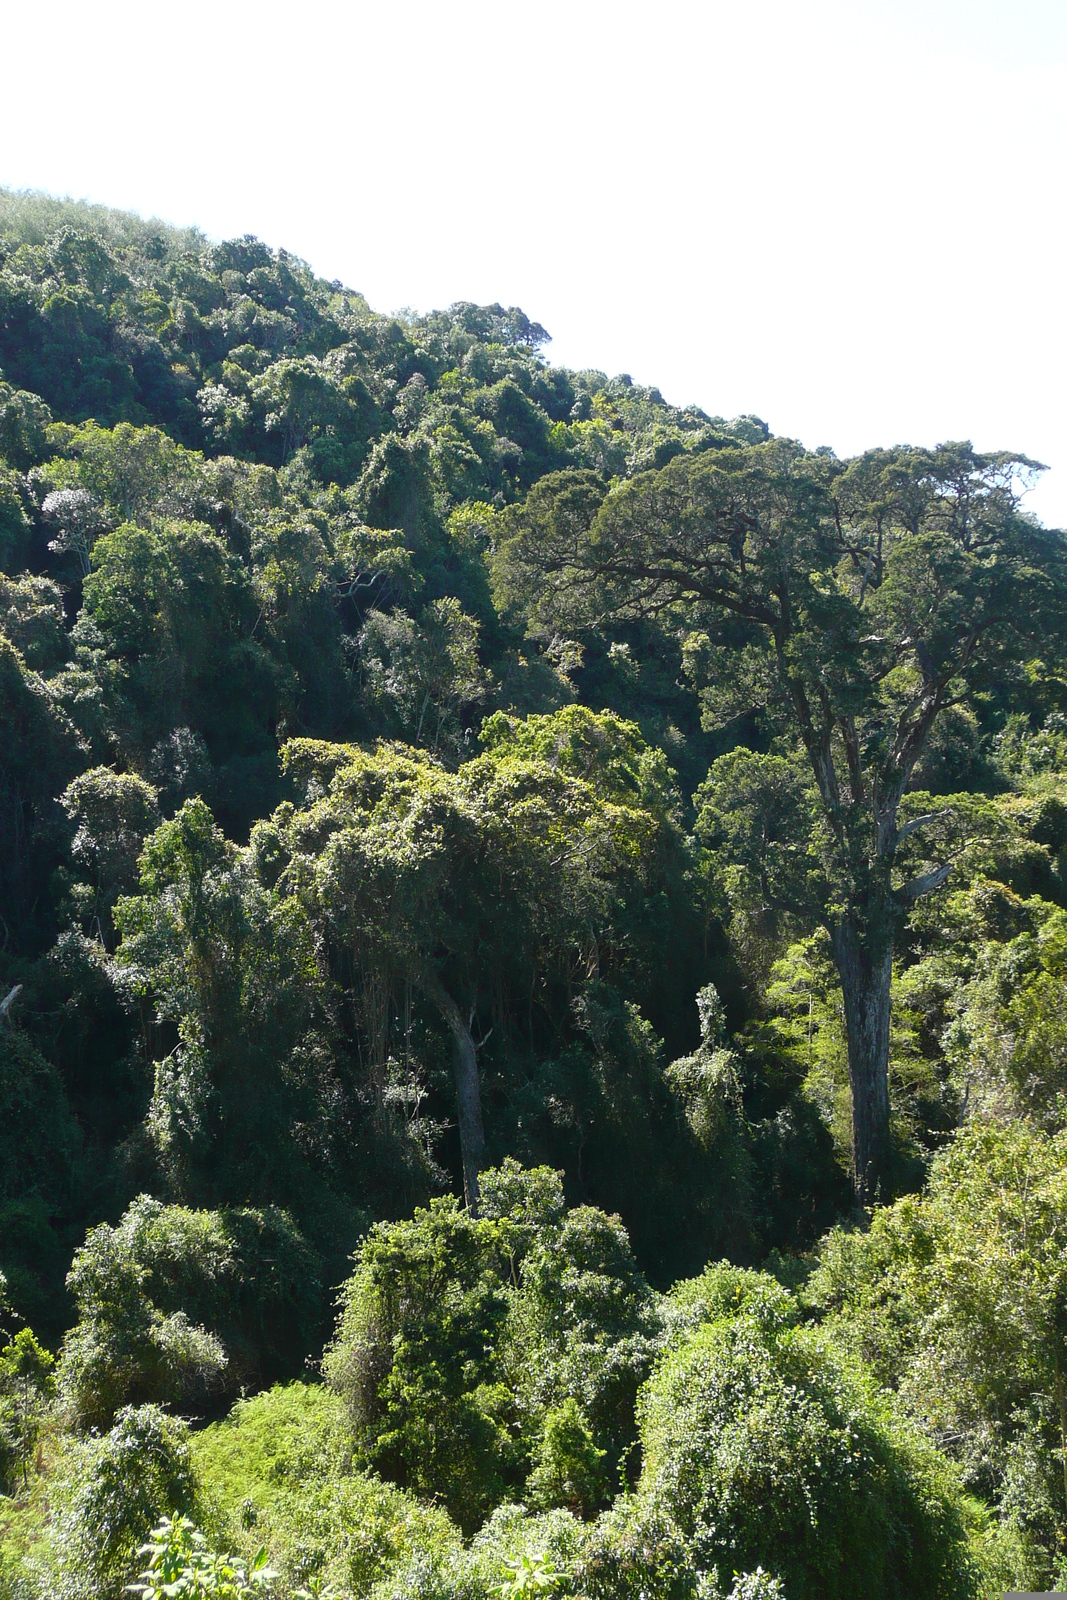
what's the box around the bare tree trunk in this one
[421,973,485,1213]
[832,917,892,1207]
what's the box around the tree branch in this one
[898,861,952,902]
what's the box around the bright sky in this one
[4,0,1066,523]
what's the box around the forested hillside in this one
[1,187,1066,1600]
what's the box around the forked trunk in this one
[422,974,486,1213]
[832,917,893,1206]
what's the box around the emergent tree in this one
[497,442,1067,1200]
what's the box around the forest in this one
[0,185,1066,1600]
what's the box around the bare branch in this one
[898,862,952,902]
[896,809,951,844]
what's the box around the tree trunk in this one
[832,917,893,1206]
[422,974,486,1213]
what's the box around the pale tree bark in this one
[421,972,486,1213]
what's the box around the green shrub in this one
[192,1382,353,1517]
[807,1120,1067,1589]
[573,1493,697,1600]
[195,1382,461,1599]
[124,1197,323,1386]
[366,1505,583,1600]
[47,1404,202,1600]
[502,1204,658,1485]
[128,1514,276,1600]
[57,1196,321,1427]
[57,1224,227,1430]
[0,1326,55,1491]
[258,1472,461,1599]
[663,1261,798,1341]
[525,1399,608,1518]
[636,1312,980,1600]
[325,1167,667,1532]
[324,1195,515,1532]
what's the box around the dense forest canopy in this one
[1,186,1067,1600]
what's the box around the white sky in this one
[3,0,1066,524]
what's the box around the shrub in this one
[0,1325,56,1490]
[57,1221,227,1429]
[525,1399,608,1518]
[128,1515,276,1600]
[663,1262,797,1342]
[636,1312,980,1600]
[48,1404,202,1600]
[191,1381,354,1516]
[324,1195,514,1532]
[366,1505,583,1600]
[502,1204,658,1484]
[326,1167,663,1531]
[57,1195,321,1427]
[574,1493,697,1600]
[195,1383,461,1598]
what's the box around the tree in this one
[0,1325,55,1487]
[81,519,282,771]
[498,443,1067,1199]
[0,633,84,939]
[324,1194,515,1529]
[811,1119,1067,1587]
[359,597,491,760]
[274,714,675,1210]
[637,1294,980,1600]
[114,799,340,1216]
[42,486,106,577]
[0,373,52,470]
[49,1405,202,1600]
[57,1208,228,1429]
[56,1194,321,1427]
[60,766,160,946]
[0,571,70,670]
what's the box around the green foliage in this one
[0,371,52,471]
[490,1548,569,1598]
[944,901,1067,1122]
[192,1383,461,1599]
[129,1515,277,1600]
[0,572,69,669]
[114,798,357,1227]
[502,1201,658,1486]
[0,1026,83,1330]
[57,1195,320,1428]
[60,765,159,943]
[82,517,282,777]
[324,1169,665,1534]
[808,1118,1067,1589]
[525,1399,608,1518]
[637,1308,980,1600]
[360,598,490,759]
[48,1404,202,1600]
[2,190,1067,1599]
[191,1382,352,1514]
[0,1326,55,1489]
[0,633,84,941]
[325,1195,513,1531]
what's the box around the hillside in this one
[1,189,1067,1599]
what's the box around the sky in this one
[3,0,1066,522]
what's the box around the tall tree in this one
[272,714,673,1210]
[497,441,1067,1199]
